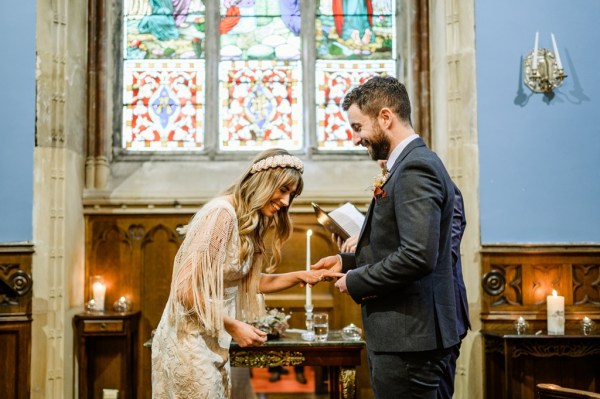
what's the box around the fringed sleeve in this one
[167,206,235,337]
[235,254,264,322]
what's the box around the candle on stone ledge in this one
[305,229,312,308]
[547,289,565,335]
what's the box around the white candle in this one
[547,289,565,335]
[92,281,106,311]
[305,229,313,307]
[532,31,539,71]
[551,33,563,70]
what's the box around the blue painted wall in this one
[0,2,36,242]
[476,0,600,243]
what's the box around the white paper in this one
[328,202,365,238]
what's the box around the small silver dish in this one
[342,323,362,341]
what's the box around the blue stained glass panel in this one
[316,0,394,60]
[124,0,206,60]
[219,0,301,61]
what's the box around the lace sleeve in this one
[168,207,235,336]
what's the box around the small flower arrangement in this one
[371,168,390,199]
[372,169,390,190]
[251,308,291,339]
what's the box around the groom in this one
[312,76,459,398]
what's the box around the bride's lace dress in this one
[151,198,261,398]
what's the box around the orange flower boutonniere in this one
[372,168,390,199]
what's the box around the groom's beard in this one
[367,123,391,161]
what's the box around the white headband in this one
[250,154,304,175]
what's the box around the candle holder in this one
[514,316,529,335]
[524,32,567,93]
[85,299,98,312]
[301,304,315,341]
[113,296,132,312]
[581,317,595,336]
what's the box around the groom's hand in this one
[311,255,342,273]
[334,274,348,294]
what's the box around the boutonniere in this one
[372,168,390,199]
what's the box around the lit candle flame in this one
[307,229,313,237]
[552,289,558,296]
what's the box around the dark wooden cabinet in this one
[74,311,140,399]
[482,330,600,399]
[0,318,31,399]
[0,244,33,399]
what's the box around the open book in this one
[311,202,365,241]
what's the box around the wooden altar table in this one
[230,330,365,399]
[481,330,600,399]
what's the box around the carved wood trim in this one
[481,245,600,331]
[573,264,600,305]
[483,335,505,355]
[230,351,305,367]
[512,342,600,358]
[0,248,33,317]
[0,264,33,299]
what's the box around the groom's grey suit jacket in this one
[341,137,460,353]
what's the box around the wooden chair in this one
[537,383,600,399]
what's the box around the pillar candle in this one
[92,280,106,311]
[305,229,313,307]
[547,289,564,335]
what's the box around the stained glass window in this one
[218,0,302,151]
[123,0,206,151]
[316,60,395,149]
[119,1,401,154]
[122,60,205,150]
[219,61,302,151]
[124,0,206,60]
[315,0,396,150]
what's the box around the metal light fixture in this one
[524,32,567,93]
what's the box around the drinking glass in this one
[313,313,329,342]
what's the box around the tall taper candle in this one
[532,31,539,71]
[551,33,563,70]
[306,229,313,307]
[547,289,565,335]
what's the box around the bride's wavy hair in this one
[224,148,304,272]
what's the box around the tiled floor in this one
[256,394,329,399]
[251,367,329,399]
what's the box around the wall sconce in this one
[524,32,567,93]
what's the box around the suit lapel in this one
[383,137,425,187]
[355,137,426,254]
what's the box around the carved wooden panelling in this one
[85,212,353,399]
[139,224,181,394]
[0,322,32,399]
[524,264,571,306]
[481,246,600,331]
[483,264,522,306]
[511,341,600,358]
[0,245,33,399]
[0,248,33,316]
[0,264,33,307]
[573,263,600,305]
